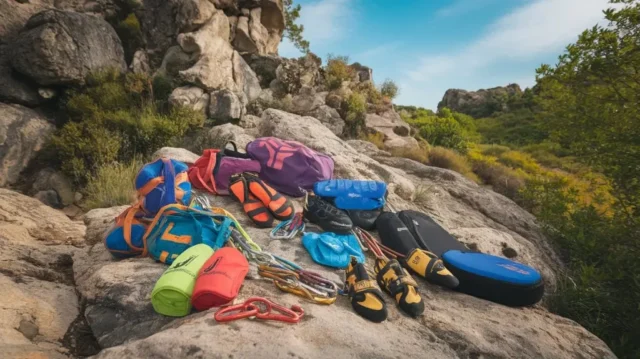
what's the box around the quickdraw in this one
[258,265,338,305]
[270,213,305,240]
[214,297,304,324]
[353,227,405,260]
[192,194,340,305]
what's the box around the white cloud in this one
[353,42,402,62]
[436,0,505,17]
[278,0,357,58]
[402,0,612,108]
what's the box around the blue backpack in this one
[136,157,192,215]
[144,204,235,264]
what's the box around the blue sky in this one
[279,0,614,110]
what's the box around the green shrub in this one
[498,150,541,173]
[417,115,469,152]
[50,69,204,185]
[428,146,479,182]
[468,150,527,198]
[325,54,355,90]
[341,92,367,137]
[390,146,428,164]
[363,132,385,149]
[379,79,399,99]
[83,159,143,209]
[152,73,175,106]
[478,144,511,157]
[115,13,144,64]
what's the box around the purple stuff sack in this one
[225,138,334,197]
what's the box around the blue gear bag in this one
[302,232,365,268]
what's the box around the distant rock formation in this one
[438,83,523,118]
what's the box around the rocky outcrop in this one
[0,189,86,359]
[31,168,76,207]
[169,86,210,115]
[438,83,523,118]
[209,89,246,120]
[271,53,322,95]
[242,53,282,87]
[10,10,126,86]
[0,103,54,187]
[365,110,418,150]
[350,62,373,82]
[72,110,615,358]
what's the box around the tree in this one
[534,1,640,356]
[283,0,310,53]
[536,0,640,218]
[380,79,399,99]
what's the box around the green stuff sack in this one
[151,244,214,317]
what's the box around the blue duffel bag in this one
[441,250,544,307]
[314,179,387,210]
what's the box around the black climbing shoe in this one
[303,194,353,234]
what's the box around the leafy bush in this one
[467,150,527,198]
[83,159,143,209]
[50,69,204,185]
[115,13,144,64]
[325,54,355,90]
[363,132,385,149]
[340,92,367,137]
[478,144,511,157]
[416,114,470,152]
[428,146,479,182]
[380,79,399,99]
[498,150,541,173]
[390,146,429,164]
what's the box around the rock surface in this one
[365,110,418,150]
[438,83,523,118]
[0,103,55,187]
[0,189,85,359]
[76,112,614,358]
[32,169,75,206]
[152,147,201,165]
[10,10,127,86]
[169,86,210,115]
[209,89,246,120]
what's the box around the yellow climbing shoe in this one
[345,256,387,323]
[405,249,459,289]
[374,258,424,318]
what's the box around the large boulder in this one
[230,0,284,55]
[350,62,373,82]
[31,168,75,206]
[177,10,234,90]
[0,44,41,107]
[308,105,345,136]
[169,86,210,115]
[209,89,246,120]
[242,53,283,88]
[152,147,200,165]
[175,0,216,32]
[0,103,55,187]
[271,53,322,95]
[365,110,417,150]
[0,189,87,358]
[10,10,127,86]
[438,83,523,118]
[77,113,614,356]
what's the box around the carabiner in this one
[214,302,259,322]
[245,297,305,323]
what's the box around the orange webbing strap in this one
[194,150,218,194]
[138,177,163,197]
[121,203,146,256]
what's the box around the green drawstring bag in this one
[151,243,214,317]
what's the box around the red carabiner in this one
[214,302,259,322]
[215,297,304,324]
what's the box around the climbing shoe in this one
[344,256,387,323]
[404,249,459,289]
[244,172,295,221]
[303,194,353,234]
[374,258,424,318]
[229,173,274,228]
